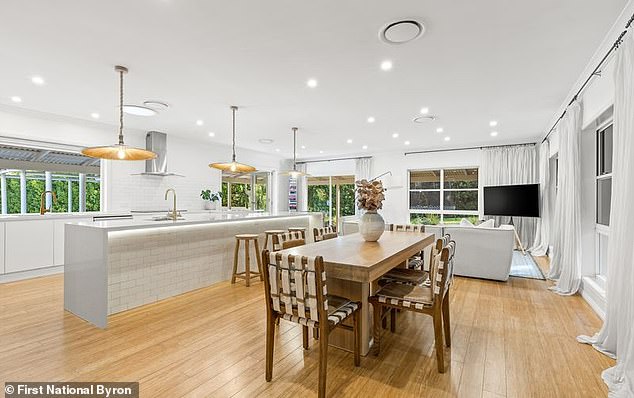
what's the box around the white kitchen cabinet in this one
[54,218,91,266]
[5,220,55,273]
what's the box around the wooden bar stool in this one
[231,234,263,287]
[263,230,286,251]
[287,227,307,240]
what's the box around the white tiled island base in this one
[64,212,322,328]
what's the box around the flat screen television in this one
[483,184,540,217]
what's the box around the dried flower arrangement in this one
[355,179,385,212]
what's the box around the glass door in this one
[307,175,355,230]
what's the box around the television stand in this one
[508,217,527,255]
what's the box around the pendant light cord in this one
[118,68,124,146]
[231,106,237,162]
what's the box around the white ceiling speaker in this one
[379,20,425,45]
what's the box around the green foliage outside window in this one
[340,184,355,216]
[230,183,250,208]
[86,181,100,211]
[6,177,21,214]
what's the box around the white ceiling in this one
[0,0,628,159]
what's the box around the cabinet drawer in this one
[5,220,55,273]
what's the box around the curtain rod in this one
[541,12,634,144]
[297,155,372,165]
[404,142,535,156]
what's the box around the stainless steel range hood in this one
[136,131,184,177]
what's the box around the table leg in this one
[326,277,371,356]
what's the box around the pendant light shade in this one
[280,127,310,177]
[209,106,256,173]
[82,66,157,161]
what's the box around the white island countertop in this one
[67,211,318,232]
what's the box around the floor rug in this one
[509,250,545,280]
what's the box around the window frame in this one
[408,167,480,224]
[594,119,613,282]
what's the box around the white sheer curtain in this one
[481,144,538,249]
[354,157,373,216]
[530,141,551,256]
[578,31,634,397]
[548,100,582,295]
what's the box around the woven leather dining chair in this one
[370,241,456,373]
[271,231,305,251]
[261,250,362,398]
[313,225,338,242]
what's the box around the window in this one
[409,168,479,225]
[221,171,270,210]
[595,123,613,279]
[307,175,355,227]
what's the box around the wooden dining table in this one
[277,230,435,356]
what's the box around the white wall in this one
[0,106,284,212]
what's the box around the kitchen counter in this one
[64,211,323,328]
[67,211,318,231]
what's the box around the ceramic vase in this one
[359,210,385,242]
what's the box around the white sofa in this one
[443,224,515,281]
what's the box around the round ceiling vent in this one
[413,115,437,124]
[380,20,425,45]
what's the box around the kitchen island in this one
[64,211,322,328]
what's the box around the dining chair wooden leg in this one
[373,302,382,356]
[254,239,263,281]
[442,294,451,347]
[265,314,276,381]
[390,308,396,333]
[433,310,445,373]
[353,308,361,367]
[231,239,240,284]
[302,325,309,349]
[318,327,329,398]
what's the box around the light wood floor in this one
[0,258,613,398]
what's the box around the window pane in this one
[340,184,355,216]
[6,173,21,213]
[230,183,249,208]
[597,178,611,226]
[444,191,478,211]
[255,174,267,211]
[410,170,440,189]
[221,182,228,207]
[410,191,440,210]
[598,125,613,176]
[85,177,101,212]
[443,168,479,189]
[26,171,46,213]
[308,184,331,224]
[410,213,441,225]
[52,178,70,212]
[443,214,479,224]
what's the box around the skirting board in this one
[580,276,606,320]
[0,265,63,284]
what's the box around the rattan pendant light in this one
[280,127,310,177]
[82,66,157,161]
[209,106,256,173]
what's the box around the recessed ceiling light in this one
[90,112,100,119]
[436,127,444,133]
[301,145,306,149]
[143,100,169,110]
[196,120,204,126]
[379,20,425,45]
[444,136,451,141]
[319,150,324,154]
[392,133,399,138]
[362,145,368,150]
[404,140,410,145]
[307,78,318,88]
[208,132,215,137]
[420,107,429,114]
[31,76,45,85]
[367,116,375,123]
[380,60,393,71]
[11,96,22,103]
[490,131,499,137]
[489,120,498,127]
[275,148,280,152]
[259,138,274,144]
[346,139,353,144]
[122,105,157,116]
